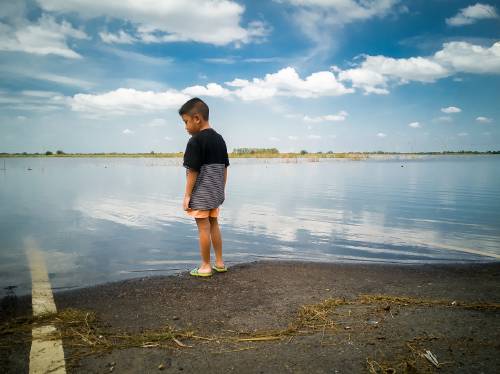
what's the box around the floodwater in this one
[1,155,499,296]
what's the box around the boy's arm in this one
[224,166,228,188]
[183,169,199,210]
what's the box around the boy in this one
[179,97,230,277]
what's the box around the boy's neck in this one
[198,123,211,132]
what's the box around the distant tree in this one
[56,150,65,155]
[300,150,308,155]
[327,150,334,154]
[150,150,155,154]
[233,148,279,154]
[45,151,53,155]
[22,152,27,155]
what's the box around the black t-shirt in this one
[183,128,229,210]
[183,128,229,172]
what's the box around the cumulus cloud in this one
[408,121,421,128]
[182,83,232,98]
[65,39,500,116]
[122,128,134,135]
[0,13,88,58]
[476,116,493,123]
[441,106,462,113]
[446,3,498,26]
[376,132,387,138]
[434,41,500,74]
[336,66,389,94]
[37,0,269,46]
[225,67,354,100]
[70,88,189,115]
[303,111,348,122]
[338,41,500,94]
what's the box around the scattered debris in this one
[423,350,440,368]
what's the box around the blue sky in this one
[0,0,499,153]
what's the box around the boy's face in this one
[181,113,201,135]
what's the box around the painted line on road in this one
[25,237,66,374]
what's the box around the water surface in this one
[1,155,499,296]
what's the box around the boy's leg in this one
[209,216,224,268]
[195,217,212,273]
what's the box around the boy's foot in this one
[212,263,228,273]
[190,267,213,277]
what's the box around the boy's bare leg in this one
[195,217,212,273]
[209,217,224,268]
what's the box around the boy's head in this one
[178,97,209,135]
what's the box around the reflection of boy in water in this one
[179,98,230,277]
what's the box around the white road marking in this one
[25,237,66,374]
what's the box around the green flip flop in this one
[212,265,228,273]
[190,267,213,277]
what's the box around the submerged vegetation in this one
[1,150,499,158]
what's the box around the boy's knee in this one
[209,216,218,224]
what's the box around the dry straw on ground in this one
[2,294,498,369]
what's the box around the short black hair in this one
[178,97,209,121]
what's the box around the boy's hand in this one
[183,195,191,211]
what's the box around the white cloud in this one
[65,39,500,116]
[337,66,389,94]
[376,132,387,138]
[16,115,27,120]
[226,66,353,100]
[99,30,136,44]
[164,136,172,141]
[70,88,189,115]
[288,135,299,140]
[269,136,280,142]
[37,0,269,46]
[434,41,500,74]
[280,0,403,66]
[457,132,468,136]
[338,41,500,94]
[182,83,232,98]
[122,128,134,134]
[408,121,421,128]
[476,116,493,123]
[282,0,401,25]
[359,55,450,83]
[446,3,498,26]
[307,134,321,139]
[21,90,61,98]
[303,110,348,122]
[441,106,462,113]
[38,73,94,88]
[0,14,88,58]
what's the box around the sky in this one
[0,0,499,153]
